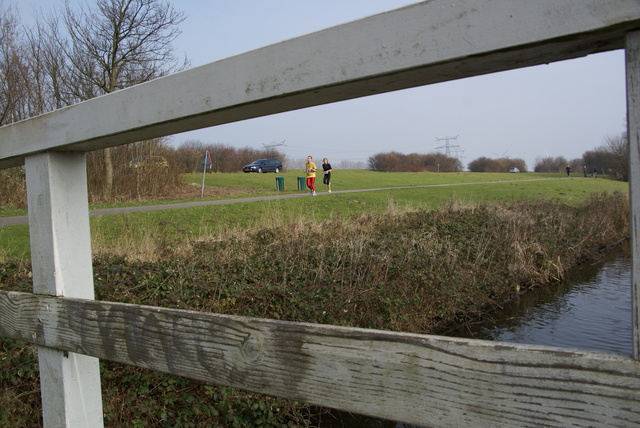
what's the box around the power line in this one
[435,135,465,160]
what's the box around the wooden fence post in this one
[627,31,640,361]
[25,152,103,427]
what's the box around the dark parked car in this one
[242,158,283,173]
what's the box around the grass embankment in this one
[90,192,628,332]
[0,171,626,261]
[0,172,631,426]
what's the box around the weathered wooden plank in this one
[627,31,640,361]
[1,290,638,428]
[1,0,640,169]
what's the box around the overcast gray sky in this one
[17,0,627,170]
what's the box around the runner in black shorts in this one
[322,158,333,193]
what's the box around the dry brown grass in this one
[0,168,26,210]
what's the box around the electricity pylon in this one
[435,135,464,159]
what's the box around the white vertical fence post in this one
[25,152,103,427]
[627,30,640,361]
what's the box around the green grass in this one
[184,170,565,192]
[0,171,618,216]
[0,172,628,261]
[0,225,30,261]
[0,208,24,217]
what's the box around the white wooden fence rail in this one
[1,1,640,427]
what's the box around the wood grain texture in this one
[2,290,638,427]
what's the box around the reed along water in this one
[451,241,633,357]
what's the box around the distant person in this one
[304,155,317,196]
[593,168,598,179]
[566,165,571,176]
[322,158,333,193]
[583,165,587,177]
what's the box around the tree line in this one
[533,132,628,179]
[367,151,463,172]
[175,141,286,174]
[467,157,527,173]
[366,129,628,178]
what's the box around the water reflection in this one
[452,242,633,356]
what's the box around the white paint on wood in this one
[1,0,640,169]
[24,152,103,427]
[628,31,640,361]
[1,291,638,428]
[25,152,94,298]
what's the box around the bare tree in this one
[48,0,189,200]
[534,156,568,173]
[604,132,629,180]
[468,156,526,173]
[0,4,31,209]
[23,13,71,114]
[581,132,629,181]
[0,4,30,125]
[62,0,187,94]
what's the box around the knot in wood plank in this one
[240,333,264,364]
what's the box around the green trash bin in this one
[297,176,307,191]
[275,176,284,191]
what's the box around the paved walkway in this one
[0,178,557,227]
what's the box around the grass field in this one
[0,171,628,261]
[184,169,566,192]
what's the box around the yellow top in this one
[305,161,317,178]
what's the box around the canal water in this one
[317,242,633,427]
[451,241,633,357]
